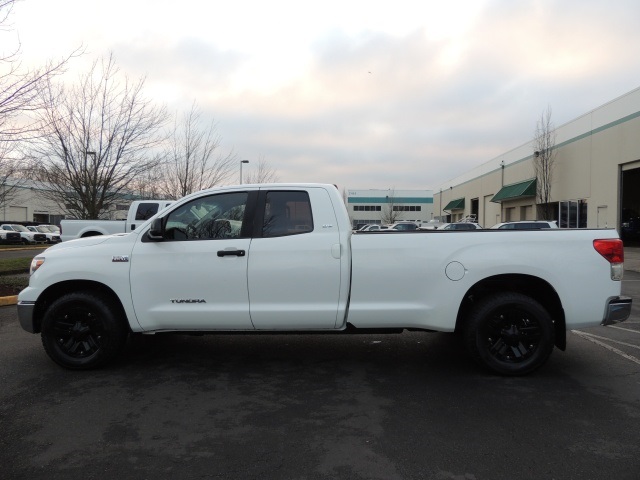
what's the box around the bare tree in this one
[243,155,279,184]
[533,106,557,220]
[31,54,168,219]
[128,159,166,200]
[1,1,79,142]
[0,138,21,206]
[0,0,79,210]
[158,102,236,199]
[380,188,403,224]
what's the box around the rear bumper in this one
[601,296,632,326]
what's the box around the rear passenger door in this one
[247,188,343,329]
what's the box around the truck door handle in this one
[217,249,246,257]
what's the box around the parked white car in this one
[1,224,47,244]
[439,223,483,230]
[355,224,388,232]
[387,222,420,231]
[491,221,558,229]
[0,228,22,244]
[40,224,61,234]
[27,225,61,243]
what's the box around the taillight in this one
[593,239,624,263]
[594,239,624,281]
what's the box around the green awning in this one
[491,179,537,203]
[443,198,465,211]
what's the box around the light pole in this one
[85,150,96,181]
[240,159,249,184]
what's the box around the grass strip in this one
[0,257,32,274]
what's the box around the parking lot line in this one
[572,330,640,365]
[607,325,640,334]
[574,330,640,350]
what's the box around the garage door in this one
[8,206,28,221]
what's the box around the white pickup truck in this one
[60,200,173,241]
[17,184,631,375]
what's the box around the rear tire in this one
[41,292,128,369]
[464,292,555,376]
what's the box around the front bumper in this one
[17,301,37,333]
[601,296,632,326]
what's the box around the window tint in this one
[163,192,248,241]
[135,203,160,221]
[263,191,313,237]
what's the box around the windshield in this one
[12,225,29,232]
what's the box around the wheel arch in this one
[455,274,566,351]
[32,280,131,334]
[81,231,104,238]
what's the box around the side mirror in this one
[147,217,165,241]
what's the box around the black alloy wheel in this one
[41,292,128,369]
[464,292,555,375]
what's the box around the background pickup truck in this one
[60,200,173,241]
[18,184,631,375]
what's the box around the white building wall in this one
[434,86,640,230]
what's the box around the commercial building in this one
[347,189,434,228]
[0,179,131,224]
[433,86,640,237]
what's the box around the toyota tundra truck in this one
[17,184,631,375]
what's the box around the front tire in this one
[464,292,555,376]
[41,292,128,369]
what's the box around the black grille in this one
[33,234,47,242]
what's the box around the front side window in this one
[263,191,313,237]
[163,192,248,241]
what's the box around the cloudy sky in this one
[8,0,640,191]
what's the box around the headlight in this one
[30,257,45,275]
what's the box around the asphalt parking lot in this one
[1,254,639,479]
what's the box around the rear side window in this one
[263,191,313,237]
[135,203,160,221]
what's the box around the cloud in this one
[10,0,640,190]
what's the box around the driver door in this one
[130,191,255,331]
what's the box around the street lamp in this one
[239,159,249,184]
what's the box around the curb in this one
[0,295,18,306]
[0,246,48,252]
